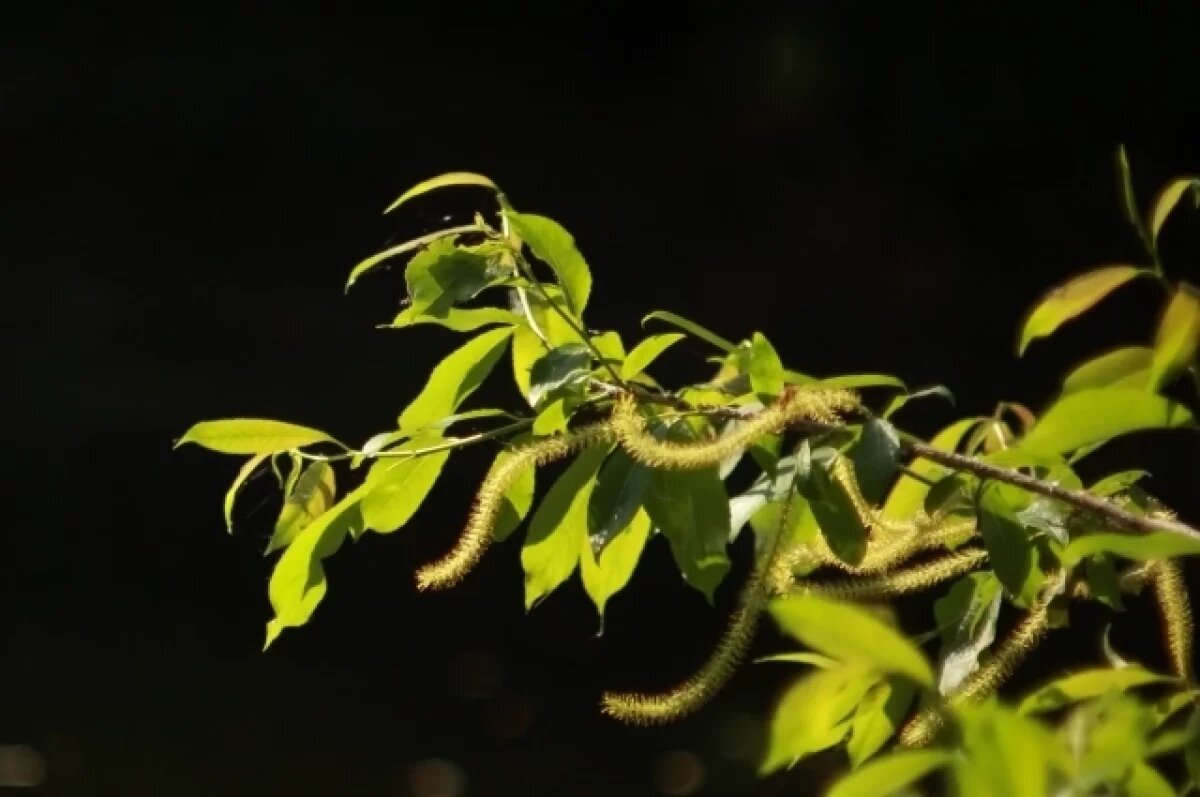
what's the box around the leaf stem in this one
[293,419,533,464]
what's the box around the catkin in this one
[1151,560,1194,682]
[794,548,988,601]
[415,423,615,591]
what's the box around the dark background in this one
[5,3,1200,795]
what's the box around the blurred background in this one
[4,2,1200,794]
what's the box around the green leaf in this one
[589,330,625,370]
[528,343,592,408]
[268,461,336,553]
[768,593,935,688]
[383,171,499,213]
[755,652,838,668]
[388,305,521,332]
[177,419,336,455]
[1017,265,1148,355]
[1125,762,1176,797]
[361,443,450,534]
[851,417,902,504]
[796,456,867,566]
[1085,555,1126,611]
[1062,531,1200,567]
[1089,469,1151,497]
[883,418,982,520]
[579,507,651,627]
[1018,666,1172,714]
[491,445,537,543]
[847,678,917,768]
[759,664,878,774]
[532,398,571,436]
[397,326,514,430]
[521,444,610,609]
[954,702,1056,797]
[510,286,587,402]
[264,485,368,648]
[1062,346,1154,394]
[224,453,268,533]
[1150,282,1200,389]
[827,750,953,797]
[587,450,652,555]
[1018,387,1193,456]
[746,332,785,400]
[821,373,907,391]
[621,333,685,380]
[506,212,593,315]
[642,310,737,353]
[882,385,955,419]
[346,224,478,289]
[643,465,732,604]
[1149,177,1200,241]
[977,483,1042,604]
[400,237,494,317]
[1184,708,1200,786]
[934,572,1003,694]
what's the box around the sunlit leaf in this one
[1061,531,1200,567]
[522,444,610,609]
[621,333,685,380]
[852,416,902,504]
[977,483,1042,604]
[388,305,521,332]
[759,664,878,774]
[264,485,368,648]
[827,750,953,797]
[769,594,935,687]
[361,441,450,534]
[400,237,495,317]
[1017,265,1148,355]
[589,330,625,371]
[491,444,537,543]
[383,171,499,214]
[883,418,982,520]
[821,373,907,391]
[1089,469,1151,497]
[642,310,737,353]
[1150,282,1200,389]
[1017,666,1172,714]
[177,419,336,455]
[532,398,570,436]
[588,450,651,555]
[268,461,336,553]
[755,652,838,668]
[882,385,955,419]
[643,463,732,604]
[1062,346,1153,394]
[510,286,587,401]
[397,326,514,430]
[580,507,651,627]
[528,343,592,408]
[506,211,593,315]
[1184,708,1200,786]
[953,702,1056,797]
[224,453,268,533]
[1018,387,1193,456]
[795,455,867,566]
[746,332,785,400]
[1086,555,1126,611]
[1117,144,1148,243]
[1149,177,1200,240]
[934,572,1002,694]
[346,224,479,289]
[847,678,917,768]
[1125,762,1176,797]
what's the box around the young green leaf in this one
[851,416,902,504]
[579,507,651,627]
[883,418,981,520]
[1149,177,1200,241]
[346,224,479,289]
[1018,387,1193,456]
[522,444,610,609]
[827,750,953,797]
[177,419,336,455]
[1124,762,1176,797]
[759,664,878,774]
[977,483,1041,605]
[528,343,592,408]
[882,385,955,419]
[954,703,1057,797]
[934,572,1003,694]
[268,461,336,553]
[389,305,521,332]
[224,453,268,533]
[506,212,593,315]
[587,450,652,555]
[641,310,737,353]
[755,652,839,668]
[1062,346,1153,394]
[1150,282,1200,389]
[510,286,587,401]
[745,332,785,400]
[796,457,868,566]
[401,238,495,317]
[491,445,537,543]
[847,678,917,769]
[1089,469,1151,497]
[768,594,935,688]
[820,373,907,391]
[397,326,514,431]
[643,465,732,604]
[383,171,499,213]
[1017,666,1172,714]
[361,444,451,534]
[621,332,685,380]
[1017,265,1148,356]
[1061,531,1200,567]
[264,485,368,648]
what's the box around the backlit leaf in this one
[847,678,917,768]
[769,594,935,688]
[1089,469,1150,497]
[1062,346,1153,394]
[977,483,1041,604]
[388,305,521,332]
[383,171,499,213]
[1125,763,1176,797]
[506,211,593,315]
[528,343,592,408]
[361,442,450,534]
[1018,387,1193,456]
[934,572,1003,694]
[491,445,537,543]
[643,464,732,604]
[397,326,514,430]
[883,418,982,520]
[746,332,785,400]
[402,237,494,317]
[522,444,610,609]
[1018,265,1148,355]
[642,310,737,353]
[821,373,907,391]
[760,665,878,774]
[268,461,336,553]
[1062,531,1200,567]
[224,453,268,533]
[621,333,685,379]
[827,750,953,797]
[1017,666,1171,714]
[588,450,652,555]
[1149,177,1200,240]
[1150,282,1200,389]
[177,419,335,455]
[796,456,868,566]
[580,507,651,626]
[346,224,479,289]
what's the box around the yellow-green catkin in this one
[1151,560,1195,682]
[415,423,615,591]
[795,548,988,601]
[600,494,792,724]
[610,388,859,472]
